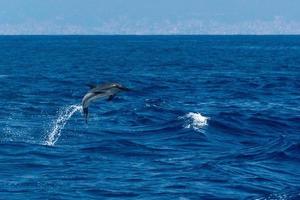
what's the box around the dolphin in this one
[82,83,130,123]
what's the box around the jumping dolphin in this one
[82,83,130,123]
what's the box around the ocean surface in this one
[0,36,299,199]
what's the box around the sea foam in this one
[182,112,209,132]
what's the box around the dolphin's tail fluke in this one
[83,107,89,124]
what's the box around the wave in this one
[181,112,209,132]
[1,113,37,144]
[254,190,300,200]
[44,104,82,146]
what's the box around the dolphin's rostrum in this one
[82,83,130,123]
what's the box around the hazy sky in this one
[0,0,300,34]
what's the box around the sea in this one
[0,36,299,199]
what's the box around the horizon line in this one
[1,34,300,36]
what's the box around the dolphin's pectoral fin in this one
[94,91,105,94]
[107,95,116,101]
[86,83,97,89]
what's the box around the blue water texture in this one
[0,36,299,200]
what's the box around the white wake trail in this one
[44,104,82,146]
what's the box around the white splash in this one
[44,104,82,146]
[182,112,209,131]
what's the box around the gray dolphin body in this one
[82,83,130,123]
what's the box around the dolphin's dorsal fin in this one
[86,83,97,89]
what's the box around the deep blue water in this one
[0,36,300,199]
